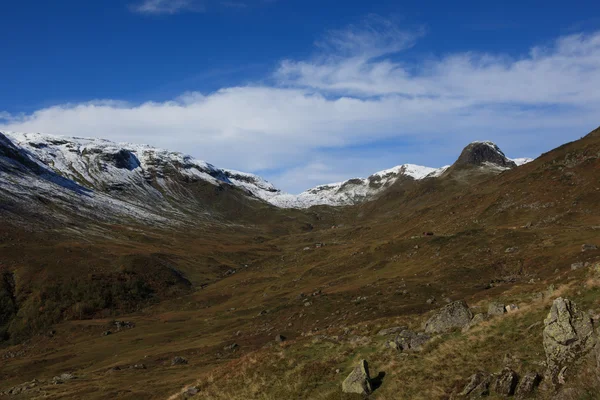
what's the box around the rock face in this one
[341,359,372,395]
[493,368,518,396]
[424,300,473,334]
[543,297,596,385]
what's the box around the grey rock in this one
[224,343,239,351]
[460,372,491,398]
[505,247,519,253]
[493,367,518,396]
[571,262,584,270]
[423,300,473,334]
[515,372,541,398]
[341,359,372,395]
[183,386,200,398]
[171,356,188,366]
[487,302,506,317]
[391,330,431,352]
[543,297,596,385]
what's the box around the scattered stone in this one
[423,300,473,334]
[581,244,598,252]
[505,247,519,253]
[102,330,112,336]
[505,304,519,313]
[303,301,312,307]
[426,297,435,305]
[275,334,286,342]
[571,262,584,270]
[377,326,407,336]
[487,302,506,317]
[460,372,491,397]
[171,356,188,366]
[257,310,268,316]
[341,359,372,395]
[515,372,541,398]
[113,320,135,330]
[224,343,239,351]
[3,380,42,396]
[183,386,200,398]
[493,367,518,396]
[462,313,487,332]
[52,373,75,384]
[543,297,596,386]
[131,364,146,370]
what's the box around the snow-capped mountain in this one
[0,132,533,222]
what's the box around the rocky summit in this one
[1,126,600,399]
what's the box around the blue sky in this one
[1,0,600,192]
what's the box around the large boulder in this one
[424,300,473,334]
[543,297,597,385]
[341,359,372,395]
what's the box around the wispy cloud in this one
[2,17,600,192]
[130,0,204,15]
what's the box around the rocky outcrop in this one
[424,300,473,334]
[341,359,372,395]
[543,297,597,385]
[455,142,517,169]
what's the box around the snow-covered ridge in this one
[0,132,534,210]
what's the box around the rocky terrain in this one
[0,126,599,399]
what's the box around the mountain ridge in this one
[0,131,533,213]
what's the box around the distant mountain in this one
[0,132,533,223]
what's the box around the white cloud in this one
[131,0,203,14]
[2,18,600,192]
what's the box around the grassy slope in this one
[0,127,599,399]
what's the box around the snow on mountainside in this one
[0,132,534,213]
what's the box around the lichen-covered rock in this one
[493,367,518,396]
[460,372,491,398]
[543,297,596,385]
[424,300,473,333]
[341,359,372,395]
[515,372,541,398]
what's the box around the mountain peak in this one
[455,141,517,169]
